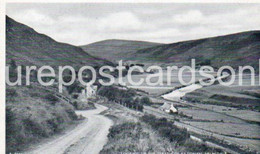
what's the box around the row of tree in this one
[98,86,151,112]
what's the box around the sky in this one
[6,3,260,45]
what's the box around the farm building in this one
[79,84,98,101]
[160,102,178,113]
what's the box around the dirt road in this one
[28,104,113,154]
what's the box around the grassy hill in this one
[6,85,78,153]
[6,16,111,153]
[80,39,162,62]
[135,31,260,68]
[6,16,112,68]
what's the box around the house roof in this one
[160,102,171,109]
[160,102,177,111]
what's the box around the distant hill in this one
[6,16,112,68]
[135,31,260,68]
[80,39,162,62]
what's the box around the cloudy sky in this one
[6,3,260,45]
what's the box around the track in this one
[27,104,113,154]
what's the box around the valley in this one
[112,69,260,152]
[5,14,260,153]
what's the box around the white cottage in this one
[160,102,178,113]
[80,84,97,101]
[86,84,97,98]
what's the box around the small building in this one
[79,84,97,101]
[86,84,97,98]
[160,102,178,114]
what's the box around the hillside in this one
[6,85,78,153]
[6,16,112,68]
[80,39,162,62]
[5,16,111,153]
[135,31,260,68]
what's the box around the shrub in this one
[6,89,17,97]
[98,86,143,111]
[6,88,18,102]
[23,119,48,137]
[140,97,152,105]
[44,94,59,105]
[6,107,18,152]
[66,82,83,94]
[141,115,189,145]
[102,122,147,153]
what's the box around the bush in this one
[23,119,48,137]
[6,85,78,153]
[6,89,17,97]
[44,94,59,105]
[98,86,143,111]
[140,97,152,105]
[102,122,149,153]
[6,88,18,102]
[141,115,189,145]
[98,86,137,101]
[6,107,19,152]
[66,82,83,94]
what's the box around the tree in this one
[140,97,151,105]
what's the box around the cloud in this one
[172,10,204,25]
[97,12,148,32]
[171,6,260,28]
[6,4,260,45]
[11,9,55,27]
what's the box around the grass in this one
[184,84,260,112]
[72,101,96,110]
[242,89,260,98]
[183,121,260,139]
[101,122,154,153]
[140,114,222,153]
[101,102,223,153]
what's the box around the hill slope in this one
[5,16,111,153]
[80,39,162,62]
[6,16,112,68]
[135,31,260,68]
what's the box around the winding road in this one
[28,104,113,154]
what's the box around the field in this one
[190,103,260,122]
[118,71,260,152]
[178,107,246,123]
[183,121,260,138]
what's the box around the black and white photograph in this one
[2,1,260,153]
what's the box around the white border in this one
[0,0,6,153]
[1,0,260,153]
[5,0,260,3]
